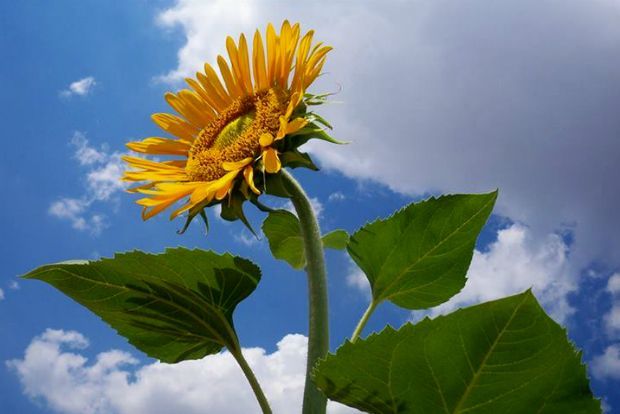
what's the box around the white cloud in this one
[8,280,20,290]
[0,288,4,301]
[49,132,128,235]
[607,273,620,295]
[428,224,574,322]
[345,260,370,299]
[328,192,346,202]
[8,329,358,414]
[234,230,260,247]
[282,197,324,220]
[591,344,620,381]
[156,0,620,278]
[60,76,97,98]
[603,273,620,338]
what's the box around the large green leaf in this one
[262,210,306,269]
[24,248,260,363]
[348,192,497,310]
[262,210,350,269]
[314,291,601,414]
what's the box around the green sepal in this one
[290,122,348,147]
[262,171,293,198]
[220,192,258,237]
[178,205,209,235]
[280,150,320,171]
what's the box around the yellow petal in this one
[259,132,274,147]
[237,34,254,94]
[151,113,198,142]
[222,157,253,171]
[252,29,267,91]
[243,165,260,195]
[217,55,243,98]
[263,148,281,173]
[126,137,190,156]
[286,117,308,135]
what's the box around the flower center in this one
[186,88,289,182]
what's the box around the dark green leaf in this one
[24,248,261,363]
[348,192,497,310]
[314,291,601,414]
[262,210,305,269]
[322,230,349,250]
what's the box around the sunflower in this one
[122,21,337,230]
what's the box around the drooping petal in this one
[243,165,261,195]
[263,148,281,173]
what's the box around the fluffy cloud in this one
[48,132,127,235]
[0,288,4,301]
[591,344,620,381]
[8,329,357,414]
[156,0,620,275]
[429,224,573,322]
[347,224,573,322]
[603,273,620,337]
[60,76,97,98]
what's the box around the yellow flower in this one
[122,21,333,225]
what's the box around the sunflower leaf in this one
[262,210,306,269]
[23,248,261,363]
[313,290,600,414]
[322,230,349,250]
[348,192,497,310]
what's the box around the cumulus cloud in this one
[156,0,620,276]
[48,132,127,235]
[430,224,573,322]
[591,344,620,381]
[603,273,620,337]
[60,76,97,98]
[8,329,357,414]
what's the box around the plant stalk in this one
[350,300,377,343]
[281,169,329,414]
[231,347,273,414]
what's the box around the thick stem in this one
[231,348,273,414]
[350,300,378,343]
[280,169,329,414]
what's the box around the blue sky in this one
[1,0,620,413]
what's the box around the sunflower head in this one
[122,21,340,233]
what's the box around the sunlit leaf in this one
[322,230,349,250]
[348,192,497,310]
[314,291,601,414]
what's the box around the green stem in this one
[231,347,273,414]
[280,169,329,414]
[350,300,378,343]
